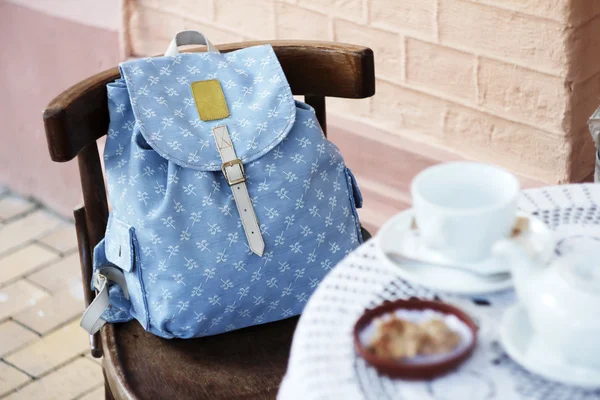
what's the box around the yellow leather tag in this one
[190,79,230,121]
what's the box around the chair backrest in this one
[42,41,374,356]
[44,40,374,245]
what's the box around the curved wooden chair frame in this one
[44,41,375,400]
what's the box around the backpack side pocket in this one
[98,216,150,330]
[344,167,364,243]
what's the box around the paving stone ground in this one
[0,192,104,399]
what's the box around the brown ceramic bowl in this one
[353,299,478,380]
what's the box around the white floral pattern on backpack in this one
[97,42,363,338]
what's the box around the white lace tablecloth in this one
[278,184,600,400]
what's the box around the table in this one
[278,184,600,400]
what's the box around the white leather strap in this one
[164,30,219,56]
[212,125,264,256]
[80,275,109,334]
[80,266,129,334]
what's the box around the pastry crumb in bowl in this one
[354,299,478,379]
[362,310,470,363]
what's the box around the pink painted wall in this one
[0,2,120,216]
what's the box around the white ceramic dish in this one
[500,304,600,389]
[376,209,550,295]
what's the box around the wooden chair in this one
[43,41,375,400]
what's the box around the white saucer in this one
[500,304,600,389]
[376,209,550,295]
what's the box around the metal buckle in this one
[93,273,107,291]
[221,159,246,186]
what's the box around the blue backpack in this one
[81,31,363,338]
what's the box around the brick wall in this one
[123,0,600,184]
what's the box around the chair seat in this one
[102,317,299,400]
[100,228,370,400]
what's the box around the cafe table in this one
[278,184,600,400]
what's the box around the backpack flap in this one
[119,45,295,171]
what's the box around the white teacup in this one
[411,162,520,262]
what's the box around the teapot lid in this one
[556,253,600,293]
[545,227,600,293]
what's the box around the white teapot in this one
[494,233,600,369]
